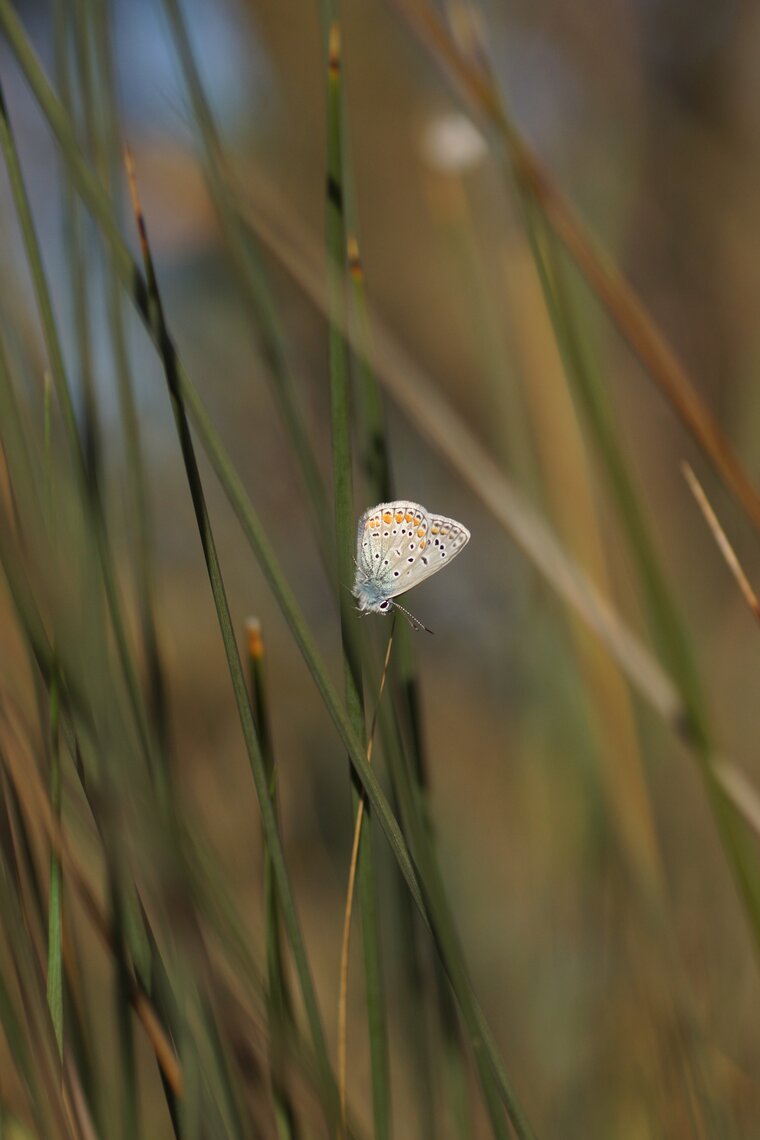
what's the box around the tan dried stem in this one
[683,462,760,622]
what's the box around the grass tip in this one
[346,234,362,281]
[245,616,264,659]
[328,21,341,75]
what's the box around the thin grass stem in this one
[42,357,63,1060]
[246,617,299,1140]
[337,623,395,1133]
[323,13,392,1136]
[54,0,101,489]
[682,463,760,622]
[45,673,63,1059]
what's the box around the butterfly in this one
[353,501,471,631]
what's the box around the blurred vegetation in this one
[1,0,760,1136]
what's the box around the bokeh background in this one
[2,1,760,1137]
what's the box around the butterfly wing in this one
[384,511,470,597]
[356,502,429,587]
[356,502,470,602]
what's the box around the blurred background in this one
[2,0,760,1137]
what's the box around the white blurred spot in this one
[422,112,488,172]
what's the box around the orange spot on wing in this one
[420,539,426,549]
[431,526,439,534]
[405,512,413,522]
[395,511,403,523]
[417,527,425,537]
[383,511,392,523]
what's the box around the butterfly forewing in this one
[356,501,470,602]
[358,501,425,582]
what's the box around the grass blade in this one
[246,618,299,1140]
[337,625,395,1131]
[682,463,760,623]
[92,0,171,757]
[53,0,101,489]
[45,674,63,1057]
[323,13,392,1137]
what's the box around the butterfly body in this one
[353,501,470,625]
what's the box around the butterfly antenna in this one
[391,599,434,634]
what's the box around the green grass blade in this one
[107,871,139,1140]
[0,77,81,469]
[246,619,299,1140]
[92,0,171,759]
[45,675,63,1057]
[323,13,392,1137]
[53,0,101,488]
[346,239,393,504]
[376,708,515,1140]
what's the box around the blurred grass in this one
[1,0,760,1137]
